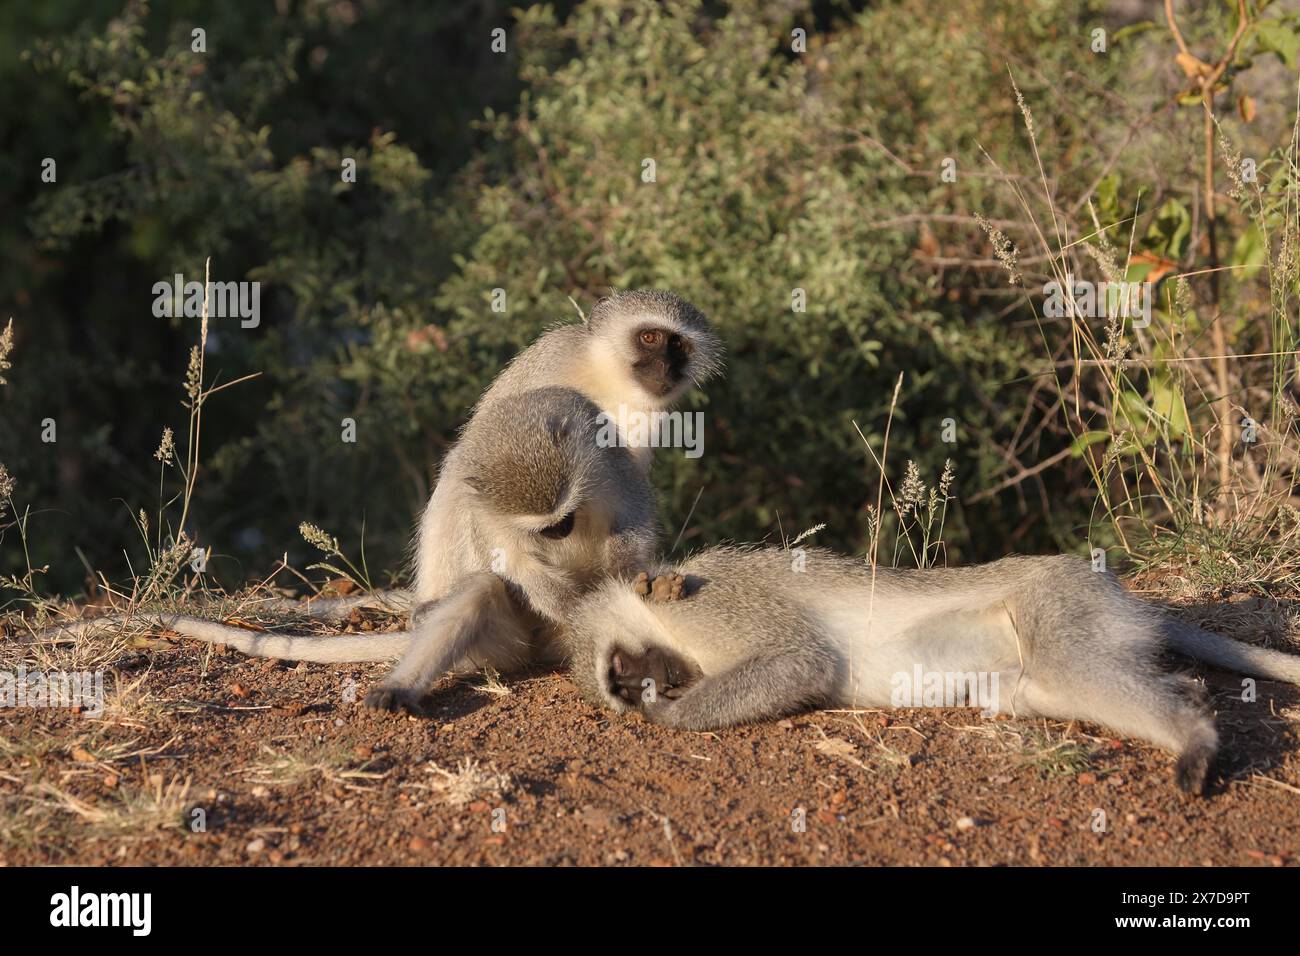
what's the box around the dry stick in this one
[177,257,210,538]
[1164,0,1252,499]
[852,371,905,706]
[967,446,1075,504]
[670,486,704,554]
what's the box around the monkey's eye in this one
[638,329,664,348]
[539,511,576,540]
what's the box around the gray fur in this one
[566,547,1300,794]
[33,291,719,701]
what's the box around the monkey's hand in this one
[632,572,686,603]
[607,645,701,716]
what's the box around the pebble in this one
[956,816,976,831]
[246,838,266,855]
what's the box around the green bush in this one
[2,0,1295,600]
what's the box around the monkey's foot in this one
[1175,743,1215,796]
[607,645,701,706]
[363,685,427,716]
[632,571,686,603]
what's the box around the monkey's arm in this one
[602,525,658,578]
[507,565,579,625]
[637,642,838,730]
[364,572,537,713]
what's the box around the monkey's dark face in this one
[630,325,694,399]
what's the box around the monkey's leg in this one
[364,572,531,714]
[1017,669,1218,795]
[634,645,838,731]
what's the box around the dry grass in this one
[471,667,513,697]
[421,758,512,808]
[955,719,1099,778]
[243,741,385,788]
[27,774,193,839]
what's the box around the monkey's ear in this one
[546,414,573,446]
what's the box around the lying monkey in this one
[565,546,1300,794]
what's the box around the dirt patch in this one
[1,632,1297,866]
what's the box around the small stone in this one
[246,838,266,854]
[409,837,428,852]
[956,816,976,831]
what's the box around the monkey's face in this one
[629,325,695,402]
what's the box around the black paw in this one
[608,645,701,707]
[1175,747,1213,795]
[363,685,428,716]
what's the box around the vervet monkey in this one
[363,385,664,711]
[411,289,721,603]
[35,292,722,710]
[566,547,1300,794]
[368,290,721,710]
[37,387,660,682]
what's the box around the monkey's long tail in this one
[243,589,413,621]
[29,614,412,662]
[22,590,415,663]
[1164,619,1300,686]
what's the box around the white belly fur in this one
[815,588,1024,708]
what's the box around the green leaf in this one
[1144,199,1191,259]
[1069,430,1111,458]
[1255,19,1300,69]
[1149,375,1189,439]
[1230,222,1267,279]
